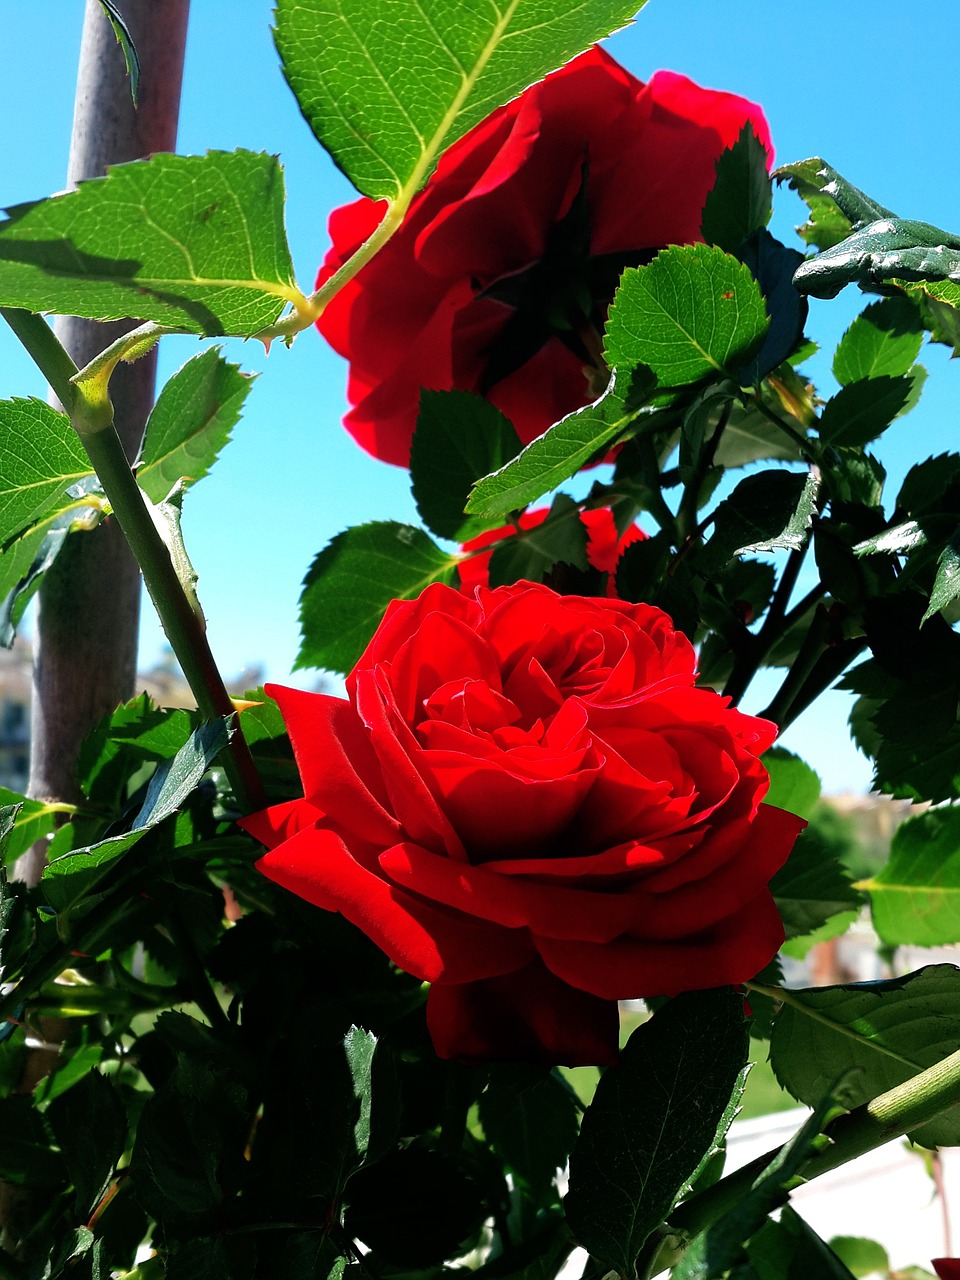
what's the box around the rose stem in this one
[1,306,263,812]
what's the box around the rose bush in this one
[241,581,803,1066]
[457,506,647,595]
[316,47,772,465]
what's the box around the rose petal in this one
[426,958,620,1066]
[257,822,532,984]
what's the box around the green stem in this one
[668,1045,960,1252]
[2,308,263,812]
[758,603,830,728]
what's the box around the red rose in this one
[458,506,647,596]
[316,47,772,465]
[934,1263,960,1280]
[240,582,803,1067]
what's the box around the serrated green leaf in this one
[96,0,141,105]
[898,452,960,515]
[769,964,960,1147]
[46,1069,126,1218]
[762,747,821,820]
[704,468,818,568]
[411,390,522,540]
[701,126,772,254]
[0,399,91,545]
[297,521,459,675]
[605,244,769,389]
[0,791,62,868]
[274,0,645,201]
[774,158,894,229]
[923,528,960,623]
[901,278,960,352]
[137,349,254,502]
[817,375,916,449]
[860,808,960,946]
[712,397,805,469]
[465,368,645,520]
[479,1067,580,1205]
[853,518,926,557]
[736,231,808,383]
[487,492,588,586]
[832,296,924,385]
[793,217,960,300]
[769,824,861,942]
[0,152,302,335]
[564,988,749,1277]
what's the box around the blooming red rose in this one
[934,1263,960,1280]
[316,47,772,465]
[457,506,647,596]
[240,582,803,1067]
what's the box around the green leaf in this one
[817,374,917,449]
[774,158,894,231]
[297,521,459,675]
[769,963,960,1147]
[774,160,854,252]
[827,1236,890,1278]
[793,217,960,300]
[274,0,646,201]
[0,399,91,545]
[0,791,61,867]
[748,1208,857,1280]
[96,0,141,105]
[465,368,645,520]
[901,279,960,352]
[712,397,806,469]
[762,747,821,820]
[769,824,861,942]
[137,349,254,503]
[410,390,522,540]
[343,1026,400,1170]
[701,126,772,253]
[564,988,749,1277]
[924,527,960,623]
[704,469,818,568]
[479,1067,580,1206]
[130,719,230,831]
[46,1069,126,1218]
[605,244,769,389]
[832,296,924,385]
[860,808,960,946]
[487,492,588,586]
[0,152,301,336]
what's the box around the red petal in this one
[426,959,620,1066]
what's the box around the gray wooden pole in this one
[17,0,190,883]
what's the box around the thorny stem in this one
[1,308,263,811]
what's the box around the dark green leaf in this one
[736,231,808,384]
[769,824,861,942]
[832,296,924,385]
[793,217,960,300]
[712,397,806,468]
[748,1208,857,1280]
[924,527,960,623]
[344,1026,401,1169]
[131,719,229,831]
[274,0,647,200]
[897,452,960,515]
[774,159,856,251]
[487,493,589,586]
[0,1095,65,1189]
[0,152,300,335]
[137,349,254,502]
[701,126,772,253]
[479,1067,580,1206]
[466,367,649,519]
[605,245,769,389]
[411,391,522,540]
[774,158,893,224]
[297,521,459,675]
[96,0,141,105]
[860,808,960,946]
[46,1069,126,1218]
[817,375,916,449]
[704,469,818,568]
[564,988,749,1277]
[769,963,960,1147]
[0,398,91,545]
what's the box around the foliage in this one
[0,4,957,1280]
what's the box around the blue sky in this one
[2,1,959,792]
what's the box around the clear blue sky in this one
[2,0,959,793]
